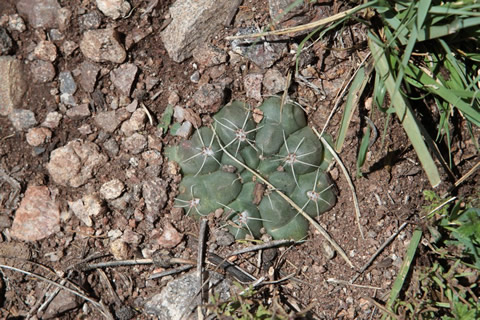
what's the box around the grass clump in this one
[384,190,480,319]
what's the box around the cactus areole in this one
[166,97,337,240]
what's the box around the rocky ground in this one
[0,0,478,319]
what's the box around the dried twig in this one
[226,5,365,40]
[327,278,382,290]
[0,264,114,320]
[229,240,297,257]
[350,221,409,284]
[197,219,209,319]
[148,265,193,280]
[314,129,364,240]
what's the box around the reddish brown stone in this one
[11,186,60,241]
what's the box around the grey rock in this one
[103,138,120,157]
[47,140,108,188]
[16,0,63,29]
[8,109,37,131]
[192,44,228,67]
[59,71,77,95]
[161,0,241,62]
[0,56,27,116]
[78,61,100,93]
[8,14,27,33]
[244,73,263,101]
[42,288,81,319]
[79,11,102,30]
[80,28,126,63]
[94,110,121,133]
[125,26,153,49]
[60,93,77,106]
[110,63,138,96]
[109,192,131,211]
[126,99,138,112]
[49,29,64,41]
[142,177,167,220]
[30,60,56,83]
[66,103,91,120]
[0,28,13,55]
[214,229,235,246]
[189,70,200,83]
[263,68,286,95]
[61,40,78,57]
[173,105,185,122]
[96,0,131,19]
[174,121,192,139]
[122,132,147,154]
[231,27,286,69]
[192,83,224,112]
[144,272,231,319]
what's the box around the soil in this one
[0,0,479,319]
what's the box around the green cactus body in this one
[167,96,337,240]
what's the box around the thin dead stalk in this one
[313,128,364,239]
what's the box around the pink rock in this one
[30,60,56,83]
[244,73,263,101]
[80,28,126,64]
[0,56,27,116]
[68,194,105,227]
[110,63,138,96]
[96,0,131,19]
[16,0,62,29]
[11,186,60,241]
[41,111,63,129]
[155,222,183,249]
[26,127,52,146]
[34,40,57,62]
[47,140,108,188]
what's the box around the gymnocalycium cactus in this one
[166,97,336,240]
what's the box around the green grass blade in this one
[335,65,369,152]
[417,0,432,29]
[381,229,423,320]
[369,35,442,187]
[403,64,480,126]
[356,125,371,177]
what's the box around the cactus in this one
[166,97,336,240]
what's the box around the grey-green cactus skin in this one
[166,97,336,240]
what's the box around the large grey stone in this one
[0,56,27,116]
[144,272,231,319]
[161,0,241,62]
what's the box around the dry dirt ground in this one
[0,0,478,319]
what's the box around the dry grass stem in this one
[0,264,114,320]
[226,6,363,40]
[314,129,364,239]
